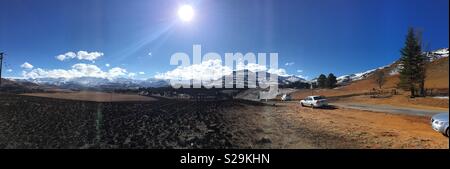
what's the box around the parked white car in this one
[300,96,328,108]
[431,113,449,137]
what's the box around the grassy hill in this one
[291,55,449,109]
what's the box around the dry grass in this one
[275,102,449,148]
[425,57,449,89]
[338,95,449,110]
[292,57,448,109]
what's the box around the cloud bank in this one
[22,63,127,80]
[56,51,104,61]
[155,59,291,80]
[21,62,34,69]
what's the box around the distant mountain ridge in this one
[4,48,447,90]
[336,48,448,85]
[6,77,169,90]
[6,70,307,90]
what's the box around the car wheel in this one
[446,128,449,137]
[300,103,304,107]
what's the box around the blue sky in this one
[0,0,448,80]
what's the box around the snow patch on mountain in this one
[337,48,448,84]
[337,65,389,85]
[8,76,170,89]
[426,48,449,61]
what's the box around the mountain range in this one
[2,48,448,91]
[336,48,449,85]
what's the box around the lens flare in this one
[178,5,194,22]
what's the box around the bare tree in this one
[375,70,385,89]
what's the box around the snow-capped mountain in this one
[337,65,389,85]
[426,48,449,61]
[10,77,170,89]
[229,70,307,86]
[157,69,307,88]
[8,48,446,89]
[337,48,448,85]
[279,75,308,84]
[9,69,307,89]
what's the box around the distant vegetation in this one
[316,73,337,89]
[279,81,311,89]
[398,28,428,97]
[374,71,385,89]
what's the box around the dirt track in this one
[331,102,448,117]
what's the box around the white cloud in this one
[237,61,290,77]
[7,69,13,72]
[285,62,295,66]
[105,63,110,67]
[56,52,77,61]
[108,67,127,77]
[155,59,290,80]
[268,68,289,76]
[139,72,145,75]
[22,63,127,80]
[155,59,232,81]
[295,70,307,79]
[56,51,104,61]
[236,62,267,72]
[296,74,308,80]
[77,51,103,61]
[21,62,34,69]
[128,72,137,78]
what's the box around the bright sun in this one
[178,5,194,22]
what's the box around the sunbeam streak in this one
[113,21,177,63]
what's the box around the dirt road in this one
[331,102,448,117]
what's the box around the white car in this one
[431,113,449,137]
[300,96,328,108]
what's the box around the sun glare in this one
[178,5,194,22]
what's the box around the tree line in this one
[316,73,337,89]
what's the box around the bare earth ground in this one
[337,95,449,110]
[292,89,449,110]
[0,94,448,149]
[21,91,156,102]
[330,102,446,117]
[227,101,449,149]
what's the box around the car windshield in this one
[313,96,325,100]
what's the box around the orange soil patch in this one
[342,57,449,90]
[293,88,448,110]
[337,95,449,110]
[425,57,449,89]
[292,57,448,109]
[278,102,449,148]
[21,91,156,102]
[227,100,447,148]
